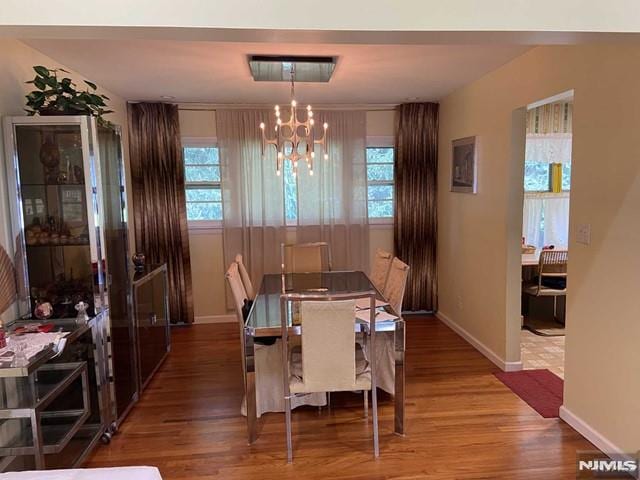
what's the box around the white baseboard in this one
[194,314,235,324]
[559,406,628,458]
[435,311,522,372]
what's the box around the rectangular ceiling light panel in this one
[248,55,336,82]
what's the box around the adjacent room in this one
[0,3,638,479]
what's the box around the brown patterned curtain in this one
[394,103,438,312]
[128,103,194,324]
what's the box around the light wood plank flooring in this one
[86,316,593,479]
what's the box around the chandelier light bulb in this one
[309,169,314,176]
[293,160,298,168]
[291,99,297,107]
[323,122,328,130]
[308,111,313,118]
[276,169,281,176]
[277,118,282,125]
[275,110,280,117]
[311,152,315,158]
[259,122,265,129]
[310,118,315,125]
[275,105,280,111]
[306,105,312,111]
[324,153,329,160]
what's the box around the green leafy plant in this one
[25,66,113,125]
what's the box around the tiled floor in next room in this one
[520,330,565,379]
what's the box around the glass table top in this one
[245,271,399,336]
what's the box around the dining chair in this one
[280,242,332,274]
[280,292,379,462]
[235,254,255,300]
[523,249,568,321]
[370,248,393,294]
[383,257,410,315]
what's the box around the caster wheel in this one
[108,422,118,435]
[100,432,112,444]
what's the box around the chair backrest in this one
[280,292,376,394]
[370,248,393,293]
[383,257,410,315]
[235,254,255,299]
[281,242,332,274]
[537,249,568,288]
[225,262,247,325]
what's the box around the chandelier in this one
[260,72,328,177]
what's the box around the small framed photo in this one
[451,136,477,193]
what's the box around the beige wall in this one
[438,44,640,452]
[181,109,395,319]
[0,38,129,325]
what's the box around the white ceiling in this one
[24,39,530,105]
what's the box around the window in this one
[183,139,222,224]
[524,162,571,192]
[366,147,394,219]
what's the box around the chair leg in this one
[364,390,368,418]
[285,396,293,463]
[371,387,379,458]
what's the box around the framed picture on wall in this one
[451,136,477,193]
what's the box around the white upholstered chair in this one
[235,254,255,300]
[280,292,379,462]
[383,257,410,315]
[281,242,332,274]
[370,248,393,293]
[225,264,326,420]
[523,249,568,321]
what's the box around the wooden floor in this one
[86,316,593,479]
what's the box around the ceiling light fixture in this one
[260,66,327,177]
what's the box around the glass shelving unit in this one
[1,116,132,471]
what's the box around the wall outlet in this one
[577,223,591,245]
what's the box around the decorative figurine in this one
[132,252,145,272]
[34,301,53,320]
[74,301,89,325]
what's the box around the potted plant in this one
[25,66,113,126]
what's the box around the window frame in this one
[182,136,223,230]
[366,136,395,225]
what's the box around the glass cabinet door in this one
[13,123,98,319]
[97,126,136,422]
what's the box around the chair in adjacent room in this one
[280,292,379,462]
[281,242,332,274]
[369,248,393,293]
[523,249,568,322]
[235,254,255,300]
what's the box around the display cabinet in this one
[1,116,134,470]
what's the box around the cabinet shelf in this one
[26,242,90,248]
[0,362,87,413]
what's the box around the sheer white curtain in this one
[296,110,369,272]
[522,133,572,249]
[217,109,370,286]
[525,133,572,164]
[523,193,570,248]
[217,110,286,284]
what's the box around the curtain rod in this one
[177,103,398,112]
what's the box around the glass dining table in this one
[243,270,406,443]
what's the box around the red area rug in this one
[494,369,563,418]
